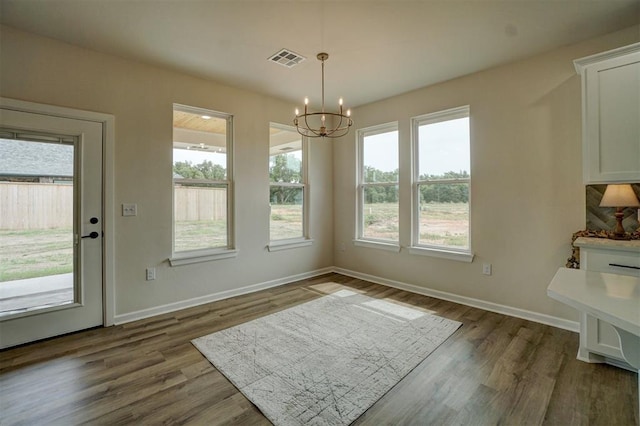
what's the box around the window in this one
[171,104,234,264]
[356,123,399,249]
[411,106,472,261]
[268,123,309,248]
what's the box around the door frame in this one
[1,97,116,327]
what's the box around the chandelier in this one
[294,53,353,138]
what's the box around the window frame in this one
[267,122,312,251]
[410,105,473,262]
[355,122,400,251]
[169,103,236,266]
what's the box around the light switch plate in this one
[146,267,156,281]
[122,203,137,216]
[482,263,492,276]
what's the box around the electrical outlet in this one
[122,203,137,217]
[482,263,492,276]
[146,267,156,281]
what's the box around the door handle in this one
[81,231,100,239]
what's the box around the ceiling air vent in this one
[268,49,306,68]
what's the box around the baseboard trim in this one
[113,265,578,332]
[332,267,579,333]
[113,267,334,325]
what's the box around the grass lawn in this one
[0,228,74,282]
[363,202,469,247]
[270,204,303,240]
[1,202,468,282]
[418,202,469,247]
[174,220,228,252]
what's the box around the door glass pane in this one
[0,138,75,316]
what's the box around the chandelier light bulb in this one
[347,109,351,117]
[295,108,299,116]
[339,98,343,106]
[304,97,309,105]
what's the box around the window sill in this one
[353,239,401,253]
[408,246,474,263]
[268,238,314,252]
[169,248,238,266]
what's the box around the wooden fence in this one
[173,186,227,222]
[0,182,73,229]
[0,182,227,230]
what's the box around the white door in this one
[0,105,104,348]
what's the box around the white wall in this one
[333,26,640,323]
[2,23,638,327]
[0,26,334,320]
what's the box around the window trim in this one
[267,122,310,248]
[169,248,239,266]
[410,105,473,261]
[170,104,235,264]
[355,121,400,248]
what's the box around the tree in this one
[269,154,301,183]
[364,166,398,183]
[173,160,226,181]
[269,154,302,205]
[419,170,469,203]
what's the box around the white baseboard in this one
[113,265,578,333]
[332,267,579,333]
[113,267,334,325]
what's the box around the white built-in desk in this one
[548,267,639,418]
[548,268,639,348]
[547,268,640,416]
[572,238,640,370]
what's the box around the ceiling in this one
[1,0,638,108]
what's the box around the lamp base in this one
[608,209,629,240]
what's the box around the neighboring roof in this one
[0,138,74,177]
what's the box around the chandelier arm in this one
[303,113,319,137]
[335,114,344,133]
[326,115,342,137]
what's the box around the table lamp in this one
[599,184,640,239]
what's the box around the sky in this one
[419,117,470,176]
[364,117,470,175]
[173,148,226,166]
[173,117,469,175]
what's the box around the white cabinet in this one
[574,43,640,184]
[574,237,640,370]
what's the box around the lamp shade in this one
[599,184,640,207]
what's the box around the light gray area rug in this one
[192,289,461,425]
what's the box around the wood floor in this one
[1,273,637,425]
